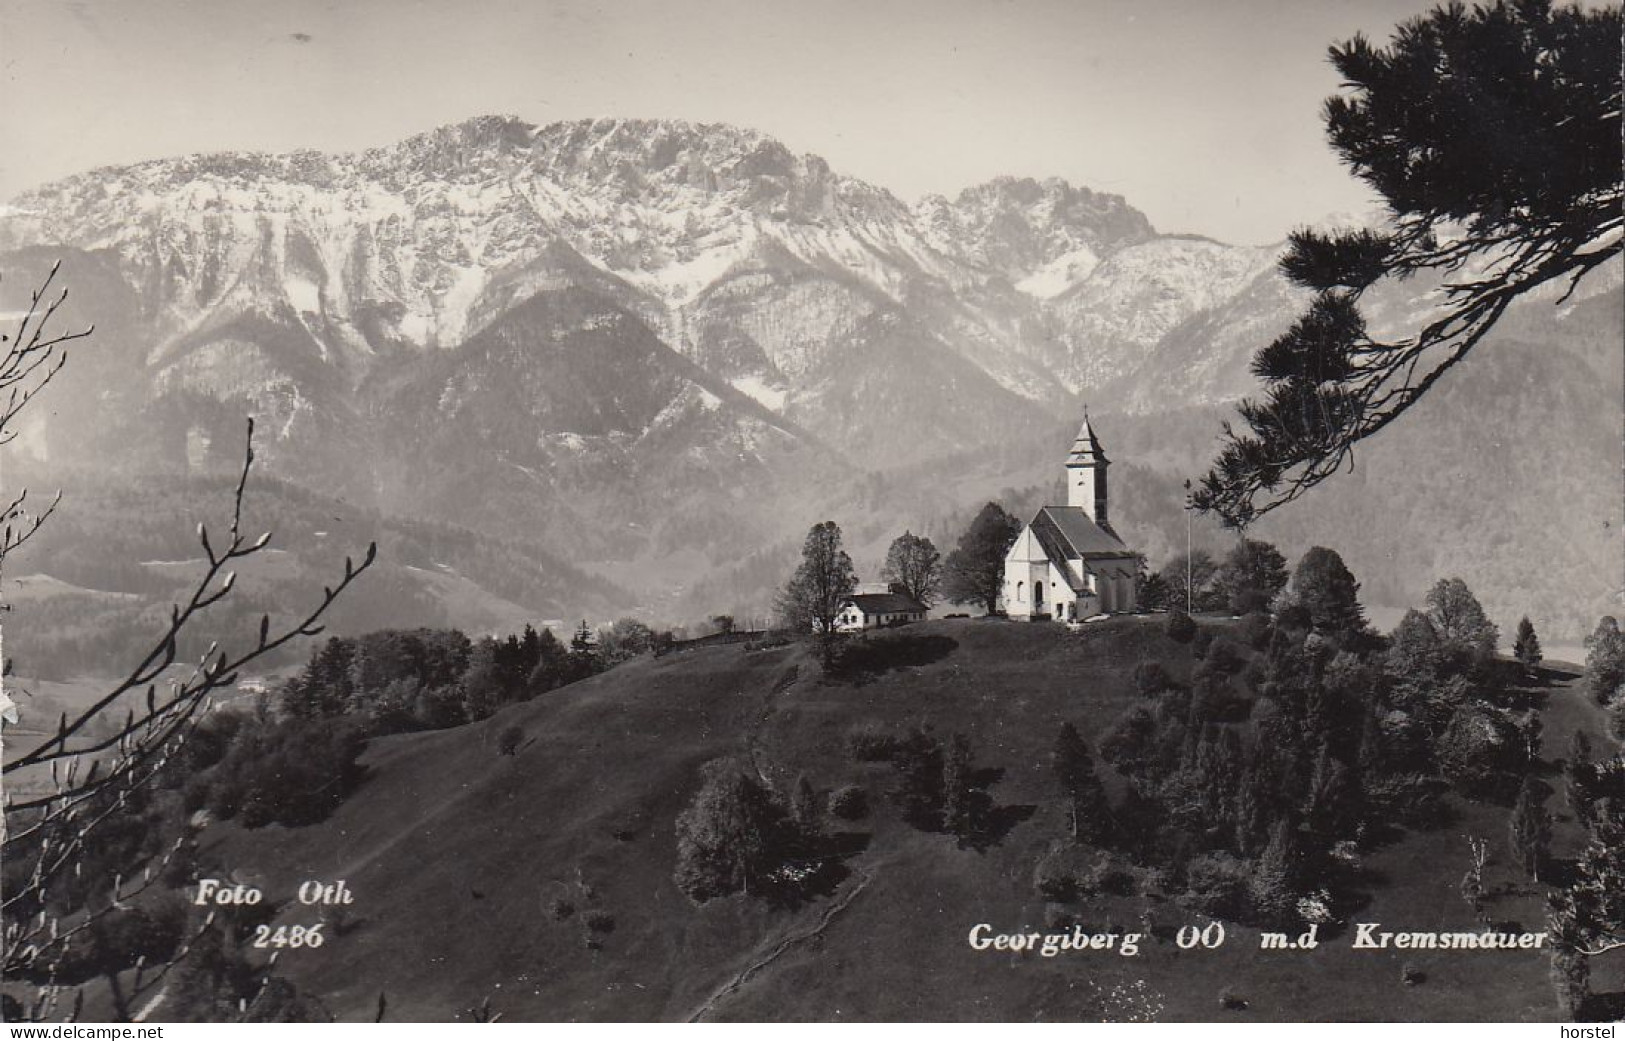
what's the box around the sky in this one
[0,0,1462,245]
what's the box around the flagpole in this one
[1183,479,1193,615]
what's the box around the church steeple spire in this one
[1065,407,1110,525]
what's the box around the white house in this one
[1003,413,1139,621]
[834,592,928,632]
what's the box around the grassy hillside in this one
[193,619,1616,1022]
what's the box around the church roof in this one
[842,593,927,615]
[1032,506,1133,560]
[1066,414,1109,467]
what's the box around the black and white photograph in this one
[1,0,1621,1025]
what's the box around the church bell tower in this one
[1065,410,1109,526]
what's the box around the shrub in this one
[1438,704,1525,799]
[846,725,901,762]
[1237,611,1273,649]
[1165,611,1197,643]
[548,897,576,921]
[828,784,869,821]
[1182,853,1254,921]
[1034,844,1098,903]
[1092,855,1138,896]
[1199,638,1247,677]
[1192,628,1215,659]
[1132,661,1174,697]
[498,725,524,756]
[583,910,615,934]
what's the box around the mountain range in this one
[1,115,1619,642]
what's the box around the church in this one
[1002,414,1139,621]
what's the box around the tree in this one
[1289,546,1365,635]
[1250,820,1301,925]
[1163,549,1222,614]
[1513,616,1543,673]
[1425,577,1499,667]
[1137,570,1171,611]
[1194,1,1622,525]
[1386,609,1444,679]
[1217,539,1290,615]
[791,774,821,834]
[673,760,785,902]
[776,521,857,636]
[942,502,1019,614]
[1509,777,1550,881]
[881,530,943,607]
[1164,609,1197,644]
[1052,723,1111,844]
[1583,616,1625,705]
[942,734,974,841]
[1548,755,1625,974]
[597,617,655,666]
[0,266,375,1007]
[709,614,736,635]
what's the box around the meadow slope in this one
[204,619,1617,1022]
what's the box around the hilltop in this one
[189,618,1615,1022]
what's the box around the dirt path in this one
[686,867,871,1022]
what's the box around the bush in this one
[1237,611,1273,649]
[1034,844,1099,903]
[828,784,869,821]
[1165,611,1197,643]
[1367,773,1456,830]
[1182,853,1254,921]
[846,725,901,762]
[583,910,615,934]
[1133,661,1174,697]
[1438,704,1525,799]
[1198,638,1247,677]
[497,725,524,756]
[1192,628,1215,659]
[1034,847,1142,903]
[1092,855,1138,896]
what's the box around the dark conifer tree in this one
[1513,617,1543,673]
[1195,1,1623,524]
[1509,777,1551,882]
[1052,722,1111,844]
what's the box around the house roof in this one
[843,593,927,614]
[1032,506,1133,560]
